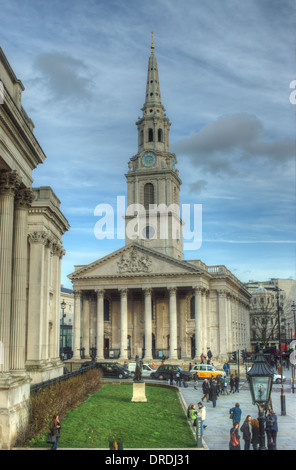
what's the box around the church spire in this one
[143,34,164,114]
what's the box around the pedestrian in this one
[209,379,217,408]
[265,409,278,450]
[251,418,260,450]
[221,376,229,395]
[234,372,239,393]
[229,403,242,425]
[200,353,205,364]
[188,404,197,427]
[229,422,240,450]
[197,402,206,437]
[175,370,182,387]
[223,362,229,376]
[201,379,210,402]
[50,414,61,450]
[229,374,235,393]
[188,362,192,371]
[169,370,174,385]
[240,415,252,450]
[207,349,212,361]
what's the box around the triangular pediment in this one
[68,243,203,280]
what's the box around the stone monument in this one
[131,357,147,402]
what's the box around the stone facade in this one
[68,41,251,365]
[0,48,69,448]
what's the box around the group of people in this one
[229,404,278,451]
[187,402,207,438]
[199,372,239,408]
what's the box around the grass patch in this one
[31,384,196,449]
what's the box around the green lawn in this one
[31,383,196,449]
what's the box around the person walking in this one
[201,379,210,402]
[265,409,278,450]
[234,371,239,393]
[50,414,61,450]
[223,362,229,377]
[175,370,182,387]
[251,418,260,450]
[209,379,217,408]
[229,403,242,425]
[240,415,252,450]
[229,422,240,450]
[229,374,235,393]
[197,402,206,437]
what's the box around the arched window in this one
[158,128,162,142]
[148,128,153,142]
[144,183,154,210]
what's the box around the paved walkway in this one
[179,378,296,451]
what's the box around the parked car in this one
[150,364,191,381]
[128,361,154,378]
[190,364,226,380]
[80,361,130,379]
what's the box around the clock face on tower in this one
[142,153,156,167]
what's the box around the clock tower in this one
[125,36,184,260]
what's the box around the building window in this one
[148,128,153,142]
[104,299,110,322]
[190,296,195,319]
[158,128,162,142]
[144,183,154,210]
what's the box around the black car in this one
[150,364,191,381]
[96,362,130,379]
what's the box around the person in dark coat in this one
[240,415,252,450]
[229,403,242,425]
[234,372,239,393]
[201,379,210,402]
[229,374,235,393]
[50,414,61,450]
[251,418,260,450]
[229,422,240,450]
[265,410,278,450]
[209,380,217,408]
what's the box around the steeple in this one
[125,38,184,260]
[136,35,171,154]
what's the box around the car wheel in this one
[158,374,164,380]
[118,373,123,379]
[131,372,135,377]
[275,378,281,384]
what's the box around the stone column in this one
[218,290,228,359]
[10,188,34,372]
[83,293,90,358]
[73,290,82,359]
[96,289,105,360]
[27,230,47,363]
[194,287,202,360]
[120,288,128,359]
[0,170,21,373]
[143,288,153,360]
[168,287,178,359]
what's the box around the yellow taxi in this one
[190,364,226,380]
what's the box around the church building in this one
[68,39,251,364]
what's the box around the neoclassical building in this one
[0,48,69,448]
[69,40,251,364]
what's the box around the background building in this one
[69,42,251,365]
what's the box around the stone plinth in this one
[131,382,147,402]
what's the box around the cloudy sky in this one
[1,0,295,288]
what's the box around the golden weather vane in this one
[151,32,155,54]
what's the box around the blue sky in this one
[1,0,295,288]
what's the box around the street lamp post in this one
[292,301,296,339]
[274,286,286,415]
[246,350,274,450]
[60,300,66,361]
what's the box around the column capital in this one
[28,230,48,245]
[119,288,128,296]
[0,169,22,196]
[143,287,152,296]
[73,290,82,299]
[168,286,177,295]
[95,289,105,298]
[14,187,35,209]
